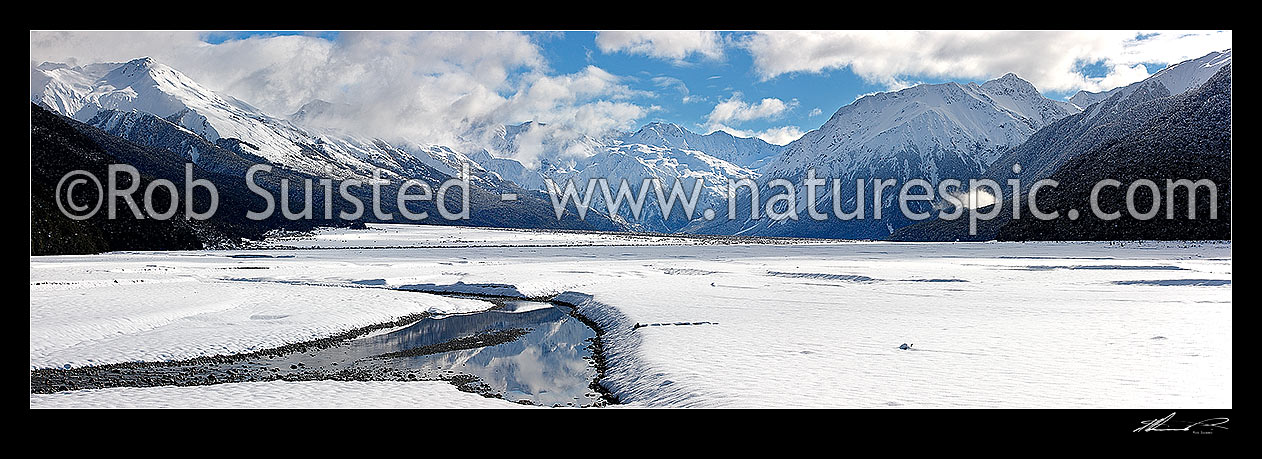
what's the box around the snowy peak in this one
[547,141,757,232]
[1070,49,1232,109]
[978,72,1037,98]
[622,121,688,146]
[31,61,122,116]
[993,72,1024,82]
[801,73,1078,171]
[458,118,764,232]
[977,73,1081,127]
[31,57,487,180]
[290,99,334,122]
[983,72,1039,90]
[287,99,361,129]
[107,56,157,77]
[746,70,1081,235]
[100,57,223,112]
[619,121,781,170]
[31,56,250,142]
[624,121,694,141]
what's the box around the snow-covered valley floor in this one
[30,224,1232,408]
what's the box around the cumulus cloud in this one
[751,125,806,145]
[808,107,823,117]
[700,93,801,145]
[740,30,1232,94]
[31,30,1231,160]
[704,94,797,126]
[488,122,598,170]
[595,31,725,62]
[30,31,652,148]
[706,124,805,146]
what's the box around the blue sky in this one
[201,31,335,44]
[201,31,1027,142]
[529,31,897,143]
[31,30,1231,146]
[194,30,900,142]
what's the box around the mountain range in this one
[691,71,1083,238]
[892,54,1232,241]
[1068,50,1232,109]
[30,49,1231,252]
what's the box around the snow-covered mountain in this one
[30,57,631,234]
[468,150,552,192]
[29,57,778,233]
[986,51,1234,193]
[696,72,1081,239]
[44,53,1225,240]
[1069,49,1232,109]
[893,60,1232,242]
[458,120,769,232]
[619,121,782,170]
[288,99,345,127]
[549,142,756,232]
[468,121,606,169]
[34,58,304,164]
[769,73,1079,183]
[30,57,490,184]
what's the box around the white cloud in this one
[752,125,806,145]
[493,66,652,133]
[652,76,704,104]
[30,31,654,148]
[1093,63,1154,93]
[704,94,797,126]
[808,107,823,117]
[595,31,725,62]
[701,94,801,145]
[651,76,689,96]
[706,124,805,146]
[740,30,1232,94]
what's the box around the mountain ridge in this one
[692,72,1081,239]
[31,52,1231,243]
[1069,49,1231,109]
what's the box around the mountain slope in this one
[983,77,1176,194]
[550,142,757,232]
[891,62,1231,241]
[694,73,1080,239]
[32,58,486,184]
[464,121,765,232]
[1069,49,1231,108]
[618,121,782,170]
[30,58,630,254]
[32,103,268,254]
[998,65,1231,241]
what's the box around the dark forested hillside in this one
[33,104,224,254]
[997,66,1230,241]
[891,65,1231,242]
[31,104,620,255]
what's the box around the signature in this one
[1134,412,1229,433]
